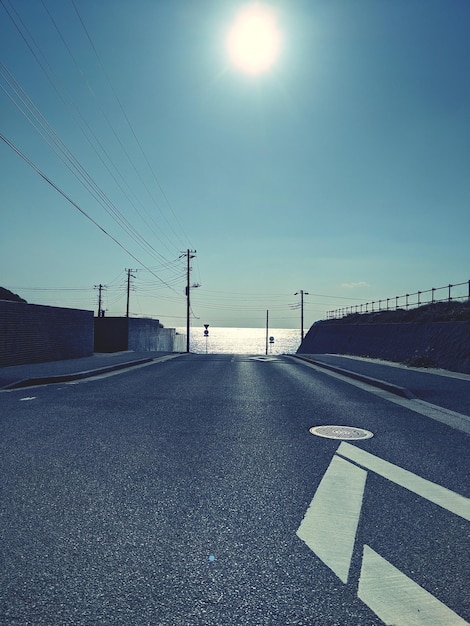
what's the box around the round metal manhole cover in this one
[309,425,374,440]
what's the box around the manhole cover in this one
[309,425,374,440]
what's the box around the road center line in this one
[337,442,470,521]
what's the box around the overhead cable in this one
[70,0,193,250]
[0,63,181,268]
[1,1,186,268]
[0,132,183,295]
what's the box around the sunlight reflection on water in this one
[177,327,301,355]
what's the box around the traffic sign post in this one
[203,324,209,353]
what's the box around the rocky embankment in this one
[0,287,26,303]
[298,301,470,374]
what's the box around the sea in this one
[176,327,302,355]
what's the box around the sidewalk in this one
[0,351,184,390]
[294,353,470,417]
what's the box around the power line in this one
[198,288,365,301]
[5,286,92,291]
[0,63,181,267]
[0,132,183,296]
[0,2,187,266]
[70,0,192,251]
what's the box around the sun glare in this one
[227,4,281,75]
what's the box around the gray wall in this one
[94,317,128,352]
[173,331,186,353]
[298,321,470,374]
[0,300,94,367]
[94,317,185,353]
[156,328,186,353]
[128,318,164,351]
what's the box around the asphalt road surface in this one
[1,354,469,625]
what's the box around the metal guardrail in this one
[326,280,470,320]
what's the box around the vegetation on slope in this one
[325,300,470,325]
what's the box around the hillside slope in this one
[298,301,470,373]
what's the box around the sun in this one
[227,4,282,75]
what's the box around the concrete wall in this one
[298,321,470,374]
[94,317,185,353]
[173,331,186,353]
[94,317,128,352]
[128,318,164,351]
[0,300,94,367]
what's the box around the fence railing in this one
[326,280,470,320]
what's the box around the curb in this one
[291,355,416,399]
[1,355,185,390]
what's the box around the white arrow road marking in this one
[337,442,470,521]
[358,545,469,626]
[296,455,366,583]
[297,443,470,624]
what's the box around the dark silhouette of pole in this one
[186,252,190,352]
[265,310,269,355]
[295,290,309,342]
[94,283,106,317]
[98,284,103,317]
[182,250,197,352]
[126,269,136,318]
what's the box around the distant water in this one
[176,327,301,355]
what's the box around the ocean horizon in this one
[176,327,302,355]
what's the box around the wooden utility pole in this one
[295,290,309,342]
[126,269,136,318]
[265,309,269,355]
[181,250,197,352]
[94,283,106,317]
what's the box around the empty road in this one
[1,354,469,625]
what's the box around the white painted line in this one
[326,354,470,382]
[290,356,470,435]
[296,455,367,583]
[337,442,470,522]
[19,396,36,401]
[358,545,468,626]
[66,354,182,384]
[406,398,470,435]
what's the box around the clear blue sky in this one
[2,0,469,329]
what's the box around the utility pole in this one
[265,310,269,355]
[294,290,309,342]
[126,269,137,318]
[180,250,198,352]
[94,284,106,317]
